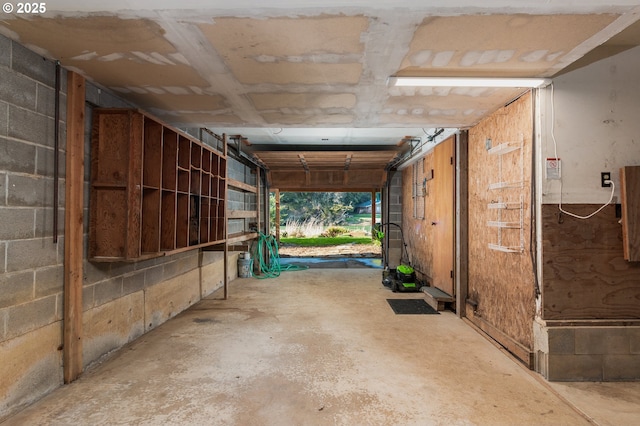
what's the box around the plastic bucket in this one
[238,256,252,278]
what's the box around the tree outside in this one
[270,192,379,238]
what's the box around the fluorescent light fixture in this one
[388,76,551,88]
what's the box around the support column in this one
[275,189,281,242]
[371,191,376,239]
[64,71,85,383]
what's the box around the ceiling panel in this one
[1,1,639,189]
[396,14,620,77]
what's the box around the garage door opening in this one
[271,191,382,267]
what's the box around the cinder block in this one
[144,268,200,331]
[176,253,199,274]
[548,328,575,354]
[0,71,37,111]
[0,137,36,174]
[630,328,640,354]
[83,260,111,286]
[0,321,62,420]
[0,243,5,273]
[35,207,65,239]
[0,207,35,240]
[93,277,123,307]
[0,35,10,68]
[6,238,58,272]
[576,328,631,355]
[82,291,145,368]
[36,83,66,119]
[83,284,95,311]
[108,261,137,277]
[11,42,55,87]
[123,271,146,295]
[547,354,603,381]
[35,265,64,298]
[7,174,50,208]
[0,172,5,206]
[0,271,34,309]
[36,145,66,178]
[85,84,101,107]
[144,264,165,288]
[8,105,55,147]
[133,255,159,271]
[6,295,58,340]
[603,354,640,380]
[0,102,8,136]
[97,88,132,109]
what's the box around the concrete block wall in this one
[0,34,235,421]
[535,324,640,381]
[227,157,257,235]
[0,35,65,418]
[386,170,403,266]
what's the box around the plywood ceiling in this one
[1,1,639,188]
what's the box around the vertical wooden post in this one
[275,189,281,242]
[371,191,376,238]
[64,71,85,383]
[256,167,261,233]
[223,134,228,300]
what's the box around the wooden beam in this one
[64,71,85,383]
[228,210,258,219]
[227,178,257,193]
[227,232,259,244]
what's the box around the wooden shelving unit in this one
[89,108,227,261]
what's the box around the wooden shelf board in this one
[227,232,258,244]
[227,178,257,193]
[228,210,258,219]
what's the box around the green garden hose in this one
[255,232,308,279]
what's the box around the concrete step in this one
[422,286,455,311]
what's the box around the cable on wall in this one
[549,82,616,220]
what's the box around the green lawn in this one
[280,236,375,247]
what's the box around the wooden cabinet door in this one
[432,137,455,296]
[89,109,142,260]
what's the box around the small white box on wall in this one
[546,158,561,180]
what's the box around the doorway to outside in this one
[270,191,382,262]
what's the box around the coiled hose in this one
[255,232,308,279]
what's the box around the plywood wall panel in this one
[467,92,535,351]
[402,150,436,283]
[542,204,640,319]
[401,136,455,295]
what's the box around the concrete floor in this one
[3,268,640,425]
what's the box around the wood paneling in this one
[620,166,640,261]
[467,92,535,351]
[433,137,455,296]
[401,136,454,296]
[402,153,434,284]
[542,204,640,319]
